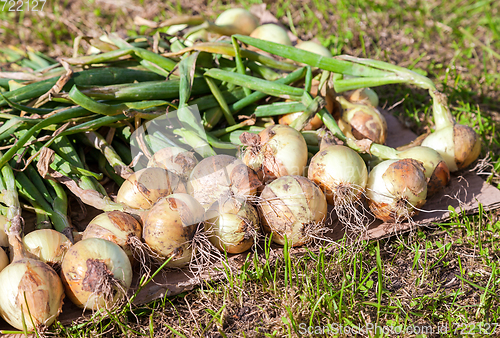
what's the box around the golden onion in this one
[23,229,72,267]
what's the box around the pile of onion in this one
[61,237,132,310]
[142,193,205,268]
[366,159,428,222]
[147,146,198,181]
[116,167,185,210]
[205,195,260,254]
[240,125,308,183]
[187,154,261,209]
[81,211,142,264]
[258,175,327,246]
[0,217,65,331]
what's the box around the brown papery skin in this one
[453,124,481,170]
[369,159,427,222]
[427,160,451,196]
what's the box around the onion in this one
[214,8,259,36]
[337,96,387,144]
[258,176,328,246]
[116,167,186,210]
[23,229,72,267]
[421,90,481,172]
[250,24,292,46]
[241,125,308,183]
[205,195,260,254]
[343,88,379,107]
[82,211,142,264]
[0,247,8,273]
[0,216,64,331]
[308,145,368,218]
[61,238,132,310]
[143,193,205,268]
[147,147,198,180]
[421,124,481,172]
[187,154,261,209]
[296,41,332,57]
[366,159,428,222]
[0,215,8,247]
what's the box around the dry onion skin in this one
[61,238,132,310]
[116,167,186,210]
[241,125,308,183]
[82,211,142,264]
[421,124,481,172]
[214,8,259,36]
[396,146,450,196]
[258,175,328,247]
[147,147,198,180]
[187,154,262,209]
[308,145,368,204]
[366,159,428,222]
[205,196,260,254]
[143,193,205,268]
[337,97,387,144]
[23,229,72,267]
[250,24,292,46]
[0,218,64,331]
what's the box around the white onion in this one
[343,88,379,107]
[214,8,259,36]
[366,159,428,222]
[143,193,205,268]
[421,124,481,172]
[61,238,132,310]
[0,215,8,247]
[23,229,72,267]
[250,24,292,46]
[296,41,332,57]
[241,125,308,183]
[0,218,64,331]
[82,211,142,264]
[0,247,8,273]
[258,175,327,246]
[116,167,186,210]
[147,147,198,180]
[308,145,368,205]
[205,196,260,254]
[187,154,261,209]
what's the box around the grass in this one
[1,0,500,337]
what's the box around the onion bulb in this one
[187,154,261,209]
[250,24,292,46]
[241,125,308,183]
[0,215,8,247]
[116,167,185,209]
[343,88,379,107]
[214,8,259,36]
[205,196,260,254]
[337,96,387,144]
[296,41,332,57]
[421,90,481,172]
[82,211,142,264]
[61,238,132,310]
[421,124,481,172]
[23,229,72,267]
[258,176,328,246]
[147,147,198,180]
[366,159,428,222]
[0,217,64,331]
[308,145,368,205]
[143,193,205,268]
